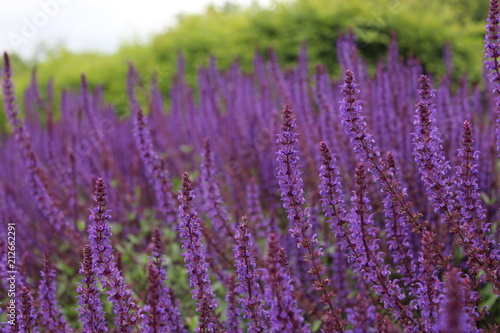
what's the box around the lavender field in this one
[1,1,500,332]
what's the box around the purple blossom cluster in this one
[1,4,500,332]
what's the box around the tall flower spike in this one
[381,152,416,288]
[224,274,242,333]
[435,269,477,333]
[38,249,70,331]
[412,75,456,223]
[346,292,376,332]
[339,70,381,161]
[487,1,500,157]
[455,121,500,293]
[77,244,108,333]
[88,178,140,330]
[144,263,165,332]
[264,233,309,333]
[233,216,269,333]
[178,172,220,333]
[276,106,345,332]
[19,287,38,332]
[410,230,443,331]
[318,142,350,252]
[348,163,417,330]
[143,229,186,333]
[318,142,354,309]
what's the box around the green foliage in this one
[2,0,487,121]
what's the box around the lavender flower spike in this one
[276,105,306,225]
[412,75,455,222]
[339,70,381,162]
[224,274,242,333]
[265,233,309,333]
[88,178,140,331]
[381,152,415,288]
[456,121,500,293]
[143,229,186,333]
[410,230,443,331]
[178,172,220,333]
[484,0,500,99]
[318,142,350,252]
[485,0,500,155]
[38,249,70,332]
[19,287,39,333]
[76,244,108,333]
[276,106,345,332]
[348,163,416,330]
[234,216,269,333]
[435,269,476,333]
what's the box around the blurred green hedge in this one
[3,0,488,118]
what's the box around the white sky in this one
[0,0,271,60]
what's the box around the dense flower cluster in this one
[1,4,500,332]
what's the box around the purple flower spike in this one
[455,121,500,292]
[38,249,70,332]
[339,70,381,163]
[265,233,309,333]
[19,287,39,332]
[484,0,500,155]
[412,75,455,222]
[143,229,186,333]
[178,173,220,333]
[77,244,108,333]
[224,274,242,333]
[346,292,376,333]
[276,106,345,332]
[276,106,305,219]
[435,269,478,333]
[410,230,443,331]
[234,216,269,333]
[318,142,350,252]
[349,163,416,329]
[382,152,415,287]
[485,0,500,97]
[88,178,140,331]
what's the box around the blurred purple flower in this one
[77,244,108,333]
